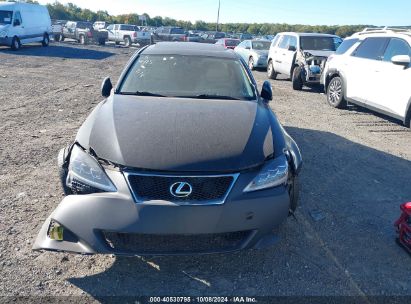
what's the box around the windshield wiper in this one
[119,91,166,97]
[187,94,241,100]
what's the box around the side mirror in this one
[13,19,20,26]
[261,80,273,102]
[101,77,113,98]
[391,55,410,68]
[288,45,296,52]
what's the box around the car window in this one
[237,41,245,48]
[120,25,136,31]
[252,41,271,50]
[278,35,290,49]
[288,36,297,49]
[170,28,184,34]
[336,38,359,55]
[0,10,13,25]
[271,34,280,48]
[352,37,389,60]
[120,55,256,101]
[114,24,119,31]
[300,36,339,51]
[383,38,411,62]
[226,39,240,47]
[107,24,114,31]
[14,11,22,25]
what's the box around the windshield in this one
[300,36,341,51]
[252,41,271,50]
[0,10,12,25]
[225,39,240,46]
[119,55,256,100]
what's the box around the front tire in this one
[405,109,411,128]
[42,33,49,47]
[327,76,347,109]
[267,60,277,80]
[292,66,303,90]
[11,36,21,51]
[248,57,255,71]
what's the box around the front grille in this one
[103,231,251,254]
[125,173,236,204]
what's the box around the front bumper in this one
[33,168,291,256]
[0,37,12,46]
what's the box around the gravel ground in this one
[0,42,410,301]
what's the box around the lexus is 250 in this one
[33,42,302,255]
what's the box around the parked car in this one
[106,24,151,47]
[51,20,64,42]
[62,21,108,45]
[0,2,51,50]
[235,39,271,70]
[33,42,302,256]
[239,33,253,41]
[93,21,109,30]
[152,26,186,42]
[215,38,240,49]
[267,32,342,90]
[322,27,411,127]
[185,32,201,42]
[200,31,226,44]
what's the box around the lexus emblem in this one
[170,182,192,198]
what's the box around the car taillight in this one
[87,31,92,38]
[181,36,186,41]
[133,32,137,38]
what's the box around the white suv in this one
[322,27,411,127]
[267,32,342,90]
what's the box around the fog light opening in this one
[47,220,64,241]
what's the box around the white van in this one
[0,2,52,50]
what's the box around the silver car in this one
[235,40,271,70]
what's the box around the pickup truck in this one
[62,21,108,45]
[152,26,186,43]
[106,24,151,47]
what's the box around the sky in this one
[37,0,411,26]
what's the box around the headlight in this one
[0,31,7,38]
[243,155,288,193]
[66,145,116,194]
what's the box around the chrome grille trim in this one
[123,172,239,205]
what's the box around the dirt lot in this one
[0,42,411,301]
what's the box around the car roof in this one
[142,42,238,59]
[278,32,339,38]
[350,31,411,40]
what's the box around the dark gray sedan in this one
[33,42,302,256]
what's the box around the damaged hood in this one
[303,50,334,58]
[76,95,274,172]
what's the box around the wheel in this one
[267,60,277,80]
[42,33,49,47]
[79,35,86,45]
[292,66,303,90]
[248,57,255,71]
[327,76,347,109]
[11,36,21,51]
[60,35,65,42]
[288,175,300,214]
[124,36,131,47]
[405,109,411,128]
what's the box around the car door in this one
[113,24,120,41]
[345,37,389,103]
[106,24,115,41]
[12,11,25,41]
[273,35,288,74]
[281,35,297,76]
[371,37,411,118]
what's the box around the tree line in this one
[1,1,371,37]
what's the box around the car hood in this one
[303,50,334,57]
[0,24,10,31]
[76,95,274,172]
